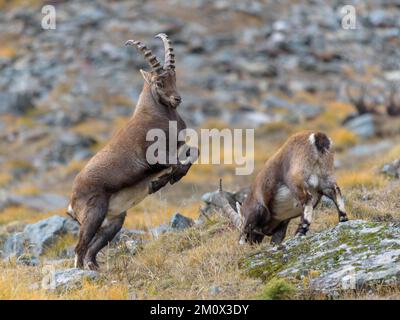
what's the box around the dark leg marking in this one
[84,212,126,270]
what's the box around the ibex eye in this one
[156,82,163,88]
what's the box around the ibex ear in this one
[140,69,152,84]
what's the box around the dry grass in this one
[0,172,12,187]
[124,198,201,230]
[0,263,129,299]
[0,46,17,59]
[106,219,263,299]
[43,233,77,259]
[0,0,43,10]
[338,171,387,190]
[0,206,55,226]
[330,128,358,151]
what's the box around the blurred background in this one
[0,0,400,231]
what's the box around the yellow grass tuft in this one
[0,46,17,59]
[43,233,77,259]
[330,128,358,151]
[338,171,386,190]
[63,160,86,176]
[0,172,12,187]
[124,198,201,230]
[12,185,41,196]
[0,265,129,300]
[0,206,53,226]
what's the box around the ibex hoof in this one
[84,261,99,271]
[339,215,349,223]
[149,180,160,194]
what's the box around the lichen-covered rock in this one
[48,268,99,291]
[242,220,400,295]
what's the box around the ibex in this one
[241,131,348,244]
[220,131,348,244]
[386,85,400,116]
[346,83,400,117]
[346,85,378,115]
[67,34,197,270]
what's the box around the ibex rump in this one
[240,131,348,244]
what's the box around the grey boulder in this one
[2,215,79,260]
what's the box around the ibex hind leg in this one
[84,212,126,270]
[74,195,108,269]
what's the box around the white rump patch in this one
[308,133,316,145]
[67,204,73,214]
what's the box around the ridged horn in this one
[215,179,243,230]
[125,39,163,73]
[155,33,175,69]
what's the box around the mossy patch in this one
[242,220,400,294]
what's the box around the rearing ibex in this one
[68,34,197,270]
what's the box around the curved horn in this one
[125,39,163,73]
[155,33,175,69]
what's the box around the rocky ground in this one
[0,0,400,299]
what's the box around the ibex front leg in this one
[322,183,348,223]
[149,145,198,194]
[295,196,314,236]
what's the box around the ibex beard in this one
[67,34,198,270]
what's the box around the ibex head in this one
[126,33,181,109]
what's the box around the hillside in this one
[0,0,400,299]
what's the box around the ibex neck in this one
[135,82,169,116]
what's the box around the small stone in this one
[209,285,221,295]
[170,213,193,230]
[149,224,171,239]
[345,114,377,139]
[125,240,139,255]
[47,268,99,291]
[381,159,400,179]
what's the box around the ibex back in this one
[68,34,197,270]
[240,131,348,244]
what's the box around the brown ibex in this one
[346,83,400,117]
[346,84,378,115]
[68,34,197,270]
[386,85,400,116]
[237,131,348,244]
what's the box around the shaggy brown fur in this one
[240,131,348,244]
